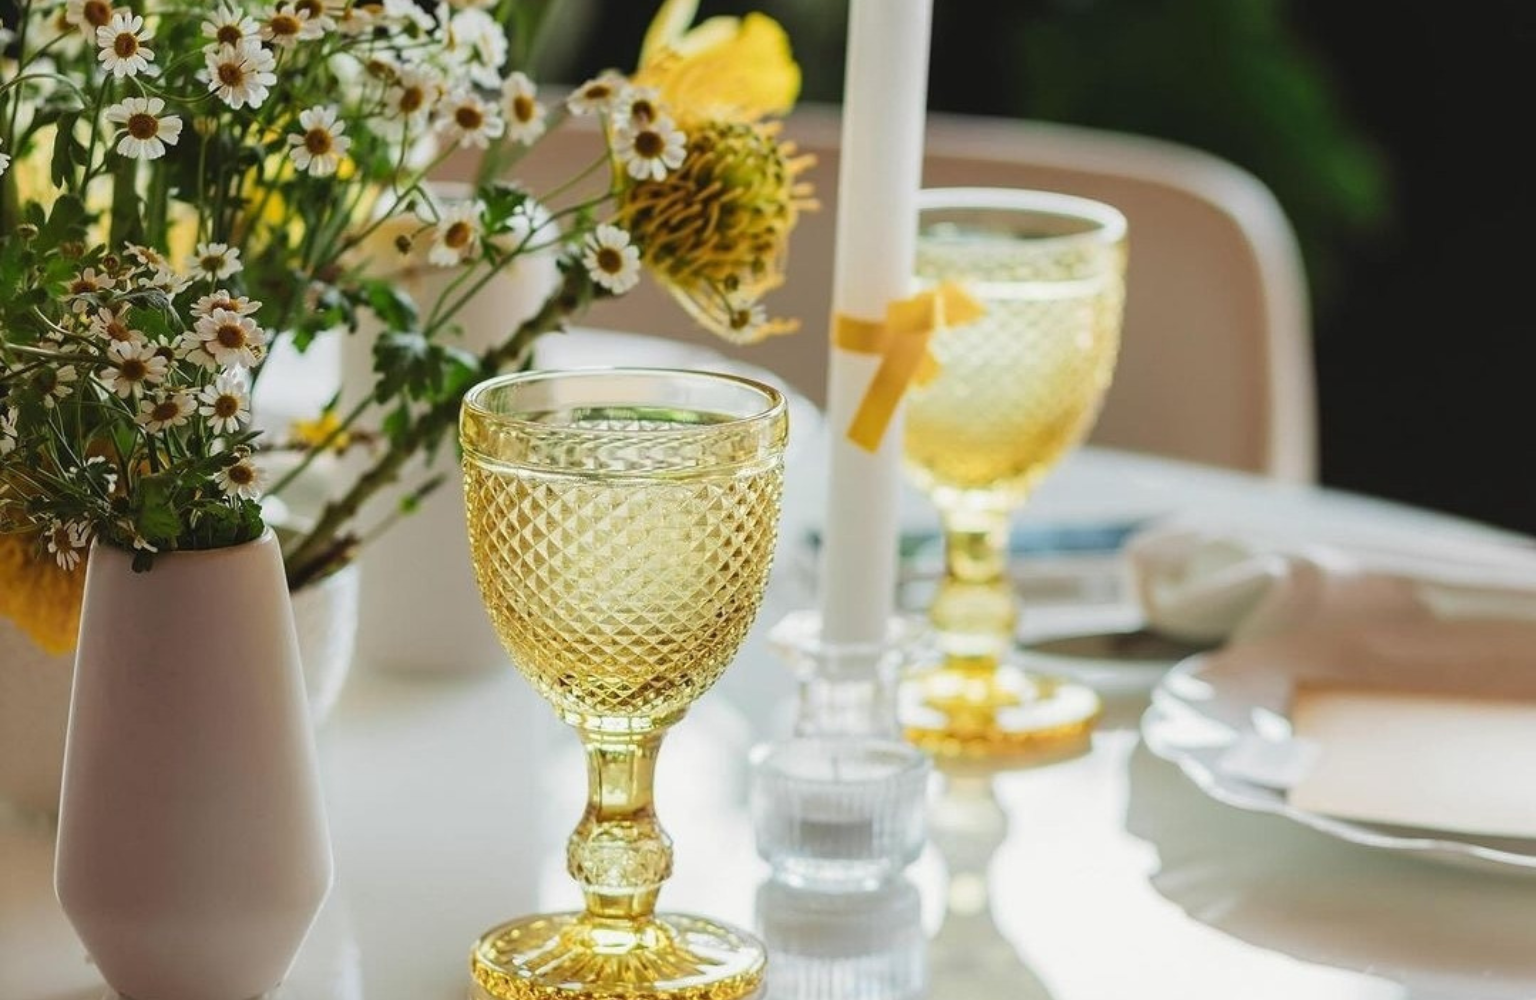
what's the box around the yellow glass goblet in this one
[460,368,788,1000]
[901,188,1128,759]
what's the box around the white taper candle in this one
[818,0,935,644]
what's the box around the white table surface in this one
[7,338,1536,999]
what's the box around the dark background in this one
[558,0,1536,538]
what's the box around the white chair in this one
[493,102,1317,482]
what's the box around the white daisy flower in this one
[96,11,155,78]
[384,64,441,129]
[191,241,242,281]
[565,72,627,116]
[66,267,117,313]
[184,307,268,369]
[727,300,768,339]
[64,0,115,31]
[259,3,321,47]
[0,408,17,455]
[441,7,506,89]
[435,90,503,149]
[201,5,259,49]
[381,0,433,32]
[191,289,260,320]
[198,373,251,434]
[36,364,78,408]
[333,1,380,35]
[427,201,483,267]
[615,116,687,182]
[90,305,145,344]
[125,243,170,272]
[104,96,182,160]
[99,340,169,398]
[215,455,266,499]
[615,85,663,127]
[500,71,545,144]
[287,105,351,177]
[0,138,10,178]
[582,224,641,294]
[136,391,196,433]
[205,41,276,110]
[289,0,336,34]
[46,520,89,571]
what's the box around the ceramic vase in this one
[54,530,333,1000]
[0,561,358,819]
[343,187,561,674]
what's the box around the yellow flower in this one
[635,0,800,123]
[616,118,815,344]
[291,411,351,452]
[0,531,85,655]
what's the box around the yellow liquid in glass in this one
[904,232,1124,511]
[463,408,784,728]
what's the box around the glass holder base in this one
[469,912,766,1000]
[900,661,1101,760]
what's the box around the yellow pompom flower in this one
[635,0,801,124]
[0,532,86,655]
[616,118,815,344]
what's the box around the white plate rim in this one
[1142,654,1536,874]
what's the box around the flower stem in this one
[280,263,591,589]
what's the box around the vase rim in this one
[88,526,277,563]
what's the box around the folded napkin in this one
[1127,516,1536,644]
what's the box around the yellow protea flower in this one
[635,0,800,123]
[0,532,85,656]
[616,118,815,344]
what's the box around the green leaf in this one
[361,279,420,333]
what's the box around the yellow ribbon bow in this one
[834,281,986,452]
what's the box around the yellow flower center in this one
[295,0,324,19]
[228,463,255,485]
[126,112,159,140]
[269,13,300,37]
[582,82,615,103]
[119,358,147,381]
[112,32,138,57]
[511,94,535,123]
[82,0,112,27]
[633,129,665,159]
[69,278,98,295]
[454,105,484,131]
[629,98,658,124]
[216,23,242,45]
[217,61,245,86]
[215,322,247,349]
[443,221,473,250]
[200,253,226,273]
[303,128,333,155]
[398,85,424,114]
[213,395,240,418]
[151,400,180,422]
[105,319,131,340]
[595,247,624,275]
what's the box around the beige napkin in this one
[1126,517,1536,644]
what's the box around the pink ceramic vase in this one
[55,529,333,1000]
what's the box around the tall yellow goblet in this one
[901,188,1128,759]
[460,368,788,999]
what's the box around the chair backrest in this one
[501,102,1318,482]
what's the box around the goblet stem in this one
[932,508,1017,664]
[569,727,673,928]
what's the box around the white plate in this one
[1142,633,1536,875]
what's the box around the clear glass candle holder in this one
[749,611,931,891]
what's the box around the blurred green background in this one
[551,1,1536,538]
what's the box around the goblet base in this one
[469,912,767,1000]
[900,660,1101,761]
